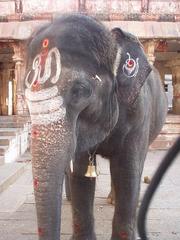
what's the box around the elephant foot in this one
[111,229,137,240]
[110,235,136,240]
[70,232,96,240]
[107,189,115,205]
[110,236,137,240]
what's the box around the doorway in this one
[0,44,15,116]
[164,74,173,112]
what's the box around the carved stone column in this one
[11,42,28,115]
[78,0,86,12]
[166,58,180,114]
[143,40,157,65]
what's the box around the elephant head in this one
[24,14,151,239]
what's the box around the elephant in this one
[24,14,168,240]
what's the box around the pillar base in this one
[166,58,180,115]
[172,98,180,114]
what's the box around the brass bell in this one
[85,163,98,178]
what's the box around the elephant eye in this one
[71,81,92,102]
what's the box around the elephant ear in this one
[112,28,152,105]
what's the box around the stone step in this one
[161,124,180,134]
[0,156,4,165]
[0,124,30,163]
[0,163,33,213]
[0,136,14,146]
[161,129,180,134]
[150,139,176,150]
[163,122,180,127]
[0,162,27,194]
[150,133,179,150]
[0,122,24,128]
[0,117,30,163]
[166,114,180,124]
[0,128,20,136]
[0,146,8,156]
[150,114,180,150]
[156,133,179,141]
[163,121,180,127]
[0,115,30,122]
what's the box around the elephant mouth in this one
[25,86,66,125]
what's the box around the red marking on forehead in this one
[42,38,49,48]
[33,80,38,86]
[31,80,40,91]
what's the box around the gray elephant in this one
[24,14,167,240]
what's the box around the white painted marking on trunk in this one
[25,86,58,102]
[25,47,65,124]
[49,48,61,84]
[31,108,66,125]
[27,96,64,115]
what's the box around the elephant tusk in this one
[70,159,74,173]
[113,47,122,77]
[95,75,102,82]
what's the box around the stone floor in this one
[0,150,179,240]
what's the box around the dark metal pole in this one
[138,137,180,240]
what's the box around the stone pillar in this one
[166,58,180,114]
[11,42,28,115]
[143,40,158,65]
[78,0,86,12]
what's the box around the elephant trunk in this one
[31,119,73,240]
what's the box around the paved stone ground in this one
[0,150,179,240]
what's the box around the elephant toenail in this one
[38,227,44,236]
[119,231,128,239]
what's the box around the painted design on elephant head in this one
[25,47,61,88]
[25,46,66,125]
[122,52,139,78]
[25,86,58,101]
[42,38,49,48]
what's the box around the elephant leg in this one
[110,138,148,240]
[70,152,96,240]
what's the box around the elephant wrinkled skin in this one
[24,14,167,240]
